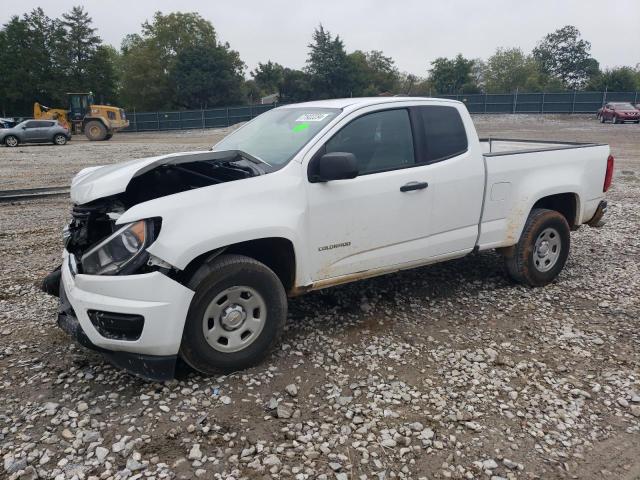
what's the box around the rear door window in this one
[416,106,468,163]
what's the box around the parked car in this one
[41,97,613,380]
[0,117,17,129]
[0,119,70,147]
[597,102,640,123]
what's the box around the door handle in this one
[400,181,428,192]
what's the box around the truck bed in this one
[476,137,610,251]
[480,137,605,156]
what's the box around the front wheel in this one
[502,208,570,287]
[612,115,618,124]
[4,135,18,147]
[85,120,107,141]
[180,254,287,375]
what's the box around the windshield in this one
[213,107,340,166]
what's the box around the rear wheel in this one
[4,135,18,147]
[105,133,113,140]
[612,115,618,124]
[84,120,107,141]
[503,208,570,287]
[180,254,287,375]
[599,114,605,123]
[53,134,67,146]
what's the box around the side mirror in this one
[309,152,358,183]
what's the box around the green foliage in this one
[2,13,639,117]
[0,6,118,116]
[484,48,540,93]
[252,61,286,95]
[533,25,599,89]
[119,12,244,110]
[586,67,640,92]
[172,43,245,108]
[305,25,353,98]
[428,54,480,94]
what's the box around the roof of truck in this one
[281,97,461,110]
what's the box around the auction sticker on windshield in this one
[296,113,331,122]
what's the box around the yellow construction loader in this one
[34,92,129,141]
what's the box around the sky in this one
[2,0,639,76]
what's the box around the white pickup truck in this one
[42,97,613,380]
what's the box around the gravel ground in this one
[1,115,639,480]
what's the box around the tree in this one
[0,9,67,115]
[252,61,286,95]
[172,43,244,108]
[306,25,352,98]
[280,68,313,103]
[61,6,101,91]
[347,50,400,96]
[428,54,479,94]
[119,12,245,110]
[483,48,544,93]
[533,25,599,89]
[586,67,639,92]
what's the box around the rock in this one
[277,404,292,419]
[159,405,170,412]
[126,457,146,472]
[285,384,298,397]
[189,444,202,460]
[240,446,255,458]
[381,438,397,448]
[77,401,89,412]
[195,469,207,477]
[220,396,232,405]
[329,462,342,471]
[630,405,640,417]
[263,454,281,466]
[61,429,74,440]
[483,459,499,470]
[617,398,629,408]
[95,447,109,463]
[408,422,424,431]
[336,474,348,480]
[4,456,27,474]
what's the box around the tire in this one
[53,134,67,146]
[612,115,618,124]
[503,208,570,287]
[180,254,287,374]
[105,133,113,140]
[4,135,18,147]
[599,115,605,123]
[84,120,107,141]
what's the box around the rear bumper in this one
[54,250,194,380]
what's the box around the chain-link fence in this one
[436,91,639,114]
[122,104,276,132]
[6,91,639,133]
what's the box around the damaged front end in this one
[41,151,264,380]
[43,151,265,294]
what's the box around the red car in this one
[597,102,640,124]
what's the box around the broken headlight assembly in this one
[80,219,154,275]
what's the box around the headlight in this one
[81,220,150,275]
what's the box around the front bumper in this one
[55,250,194,380]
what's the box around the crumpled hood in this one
[71,150,213,204]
